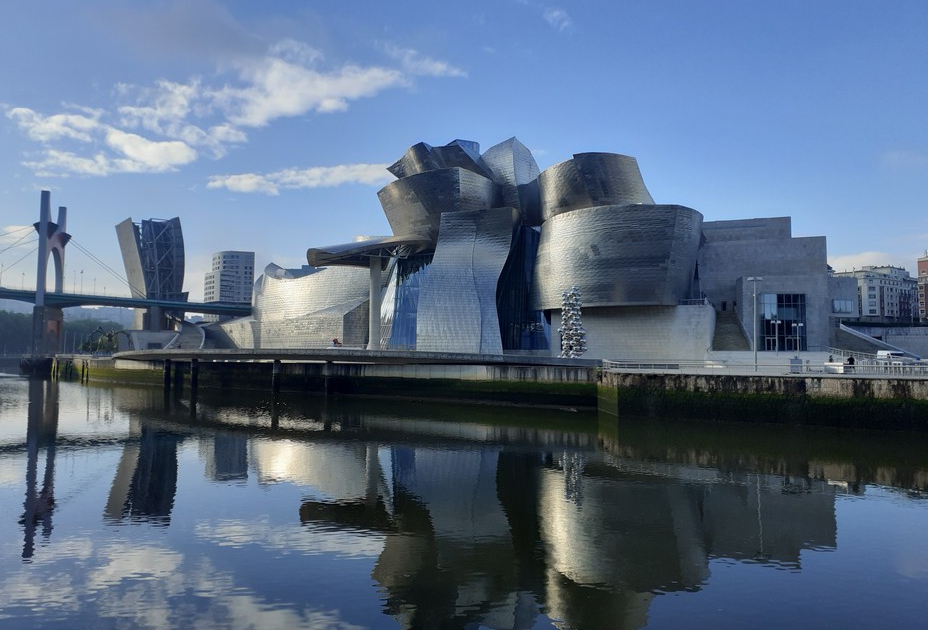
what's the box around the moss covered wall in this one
[598,371,928,431]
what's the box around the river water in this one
[1,374,927,629]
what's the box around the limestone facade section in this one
[553,304,716,361]
[698,217,832,351]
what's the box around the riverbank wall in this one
[598,370,928,431]
[76,356,599,408]
[51,352,928,430]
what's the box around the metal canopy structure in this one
[306,235,431,268]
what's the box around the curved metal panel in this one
[387,139,491,180]
[387,142,438,179]
[417,208,518,354]
[539,153,654,222]
[253,264,370,347]
[531,204,703,310]
[481,137,542,223]
[377,168,502,245]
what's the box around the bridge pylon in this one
[31,191,71,356]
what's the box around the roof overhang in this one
[306,235,432,267]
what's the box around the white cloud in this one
[269,39,324,66]
[24,150,112,177]
[214,57,407,127]
[8,36,464,177]
[7,107,102,142]
[1,225,35,247]
[383,45,467,78]
[207,163,391,196]
[543,7,574,32]
[104,129,197,171]
[207,173,280,195]
[116,79,200,134]
[828,251,914,272]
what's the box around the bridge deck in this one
[0,287,251,315]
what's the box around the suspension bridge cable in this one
[1,225,35,236]
[3,245,39,272]
[69,238,147,296]
[0,231,37,256]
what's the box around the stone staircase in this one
[712,310,750,351]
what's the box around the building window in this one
[832,299,854,314]
[760,293,806,352]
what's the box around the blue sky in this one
[2,0,927,301]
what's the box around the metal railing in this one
[602,359,728,371]
[603,356,928,377]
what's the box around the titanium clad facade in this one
[239,136,840,359]
[387,139,491,180]
[539,153,654,222]
[481,137,542,225]
[378,168,503,245]
[252,264,370,347]
[416,209,518,354]
[532,204,703,310]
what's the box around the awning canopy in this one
[306,235,432,267]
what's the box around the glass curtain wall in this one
[386,254,432,350]
[760,293,806,352]
[496,226,549,352]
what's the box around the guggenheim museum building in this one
[215,138,857,360]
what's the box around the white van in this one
[876,350,915,365]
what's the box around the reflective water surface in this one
[2,375,928,629]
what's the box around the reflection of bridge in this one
[0,287,252,317]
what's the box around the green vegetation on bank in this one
[0,310,125,354]
[602,384,928,432]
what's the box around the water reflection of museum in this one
[100,407,842,629]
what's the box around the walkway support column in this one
[272,359,282,396]
[368,257,383,350]
[173,360,184,396]
[190,358,199,393]
[163,359,172,394]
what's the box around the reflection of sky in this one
[0,536,369,630]
[1,437,392,629]
[4,376,928,629]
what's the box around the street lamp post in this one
[80,270,84,294]
[773,319,782,355]
[792,322,805,354]
[747,277,763,372]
